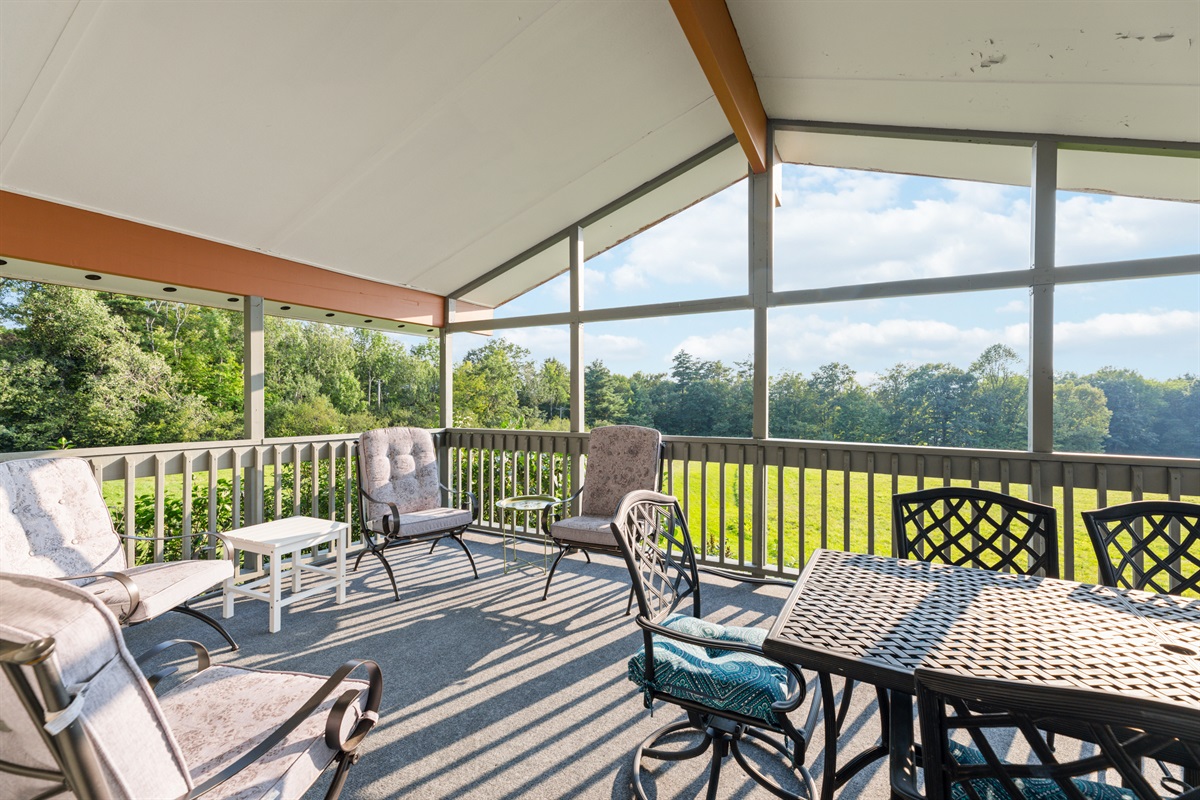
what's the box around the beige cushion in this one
[0,573,193,800]
[88,559,234,623]
[366,506,472,539]
[159,665,369,800]
[358,427,441,520]
[550,514,620,549]
[580,426,662,517]
[0,457,127,579]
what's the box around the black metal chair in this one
[539,424,664,601]
[916,667,1200,800]
[892,486,1059,578]
[611,489,832,800]
[355,426,479,601]
[1082,501,1200,596]
[0,571,383,800]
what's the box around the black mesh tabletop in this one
[764,549,1200,706]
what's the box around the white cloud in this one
[1056,195,1200,265]
[997,299,1026,314]
[1055,310,1199,345]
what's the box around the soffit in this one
[0,0,729,308]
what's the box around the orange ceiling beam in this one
[670,0,768,174]
[0,191,488,327]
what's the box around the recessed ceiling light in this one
[163,287,177,293]
[280,305,292,311]
[426,328,433,333]
[227,297,239,303]
[398,324,405,328]
[325,312,335,317]
[85,274,102,281]
[0,259,7,266]
[363,319,373,324]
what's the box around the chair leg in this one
[356,547,400,601]
[448,534,479,579]
[171,605,238,651]
[322,751,358,800]
[541,546,572,600]
[835,678,856,733]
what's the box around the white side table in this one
[220,516,349,633]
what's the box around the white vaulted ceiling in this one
[2,1,1196,312]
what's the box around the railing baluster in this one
[842,451,852,552]
[1062,462,1075,580]
[182,454,194,557]
[123,457,137,564]
[866,452,876,555]
[153,454,166,563]
[819,449,829,551]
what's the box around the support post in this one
[749,140,776,570]
[440,299,455,488]
[1029,140,1057,501]
[243,295,265,524]
[569,227,585,505]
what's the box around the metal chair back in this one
[1082,500,1200,595]
[893,486,1059,577]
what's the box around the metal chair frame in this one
[612,489,833,800]
[353,439,479,601]
[916,668,1200,800]
[1082,500,1200,596]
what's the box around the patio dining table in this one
[763,548,1200,800]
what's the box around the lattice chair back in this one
[916,667,1200,800]
[892,487,1059,578]
[0,457,128,580]
[610,490,700,624]
[0,572,192,800]
[580,426,663,517]
[357,426,443,525]
[1082,501,1200,596]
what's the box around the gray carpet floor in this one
[119,534,957,799]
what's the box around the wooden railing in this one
[4,429,1198,583]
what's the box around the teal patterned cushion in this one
[627,614,790,725]
[948,742,1136,800]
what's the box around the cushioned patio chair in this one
[539,424,663,601]
[0,456,237,650]
[916,667,1200,800]
[0,571,382,800]
[1082,500,1200,596]
[355,426,479,601]
[612,489,831,800]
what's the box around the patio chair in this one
[0,456,237,650]
[612,489,831,800]
[0,571,382,800]
[539,424,663,601]
[915,667,1200,800]
[355,426,479,601]
[1082,500,1200,596]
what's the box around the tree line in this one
[1,281,1196,457]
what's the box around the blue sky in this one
[464,165,1200,382]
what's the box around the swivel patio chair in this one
[1082,500,1200,596]
[539,424,663,601]
[0,456,237,650]
[612,489,831,800]
[916,667,1200,800]
[355,426,479,601]
[0,571,382,800]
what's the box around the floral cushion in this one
[365,506,473,539]
[87,559,234,623]
[358,427,442,518]
[627,613,790,725]
[947,741,1136,800]
[549,514,617,548]
[0,457,128,579]
[580,426,661,517]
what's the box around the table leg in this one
[269,553,283,633]
[888,690,921,800]
[222,550,237,619]
[291,548,303,593]
[335,527,347,604]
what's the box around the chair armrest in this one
[636,617,810,715]
[440,483,479,521]
[357,485,401,537]
[135,639,211,689]
[538,486,585,536]
[189,658,384,799]
[56,571,142,622]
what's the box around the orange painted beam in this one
[0,191,474,326]
[670,0,768,174]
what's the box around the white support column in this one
[569,227,585,504]
[1028,141,1056,459]
[440,298,455,430]
[243,295,265,525]
[748,138,776,571]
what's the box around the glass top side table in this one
[496,494,558,575]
